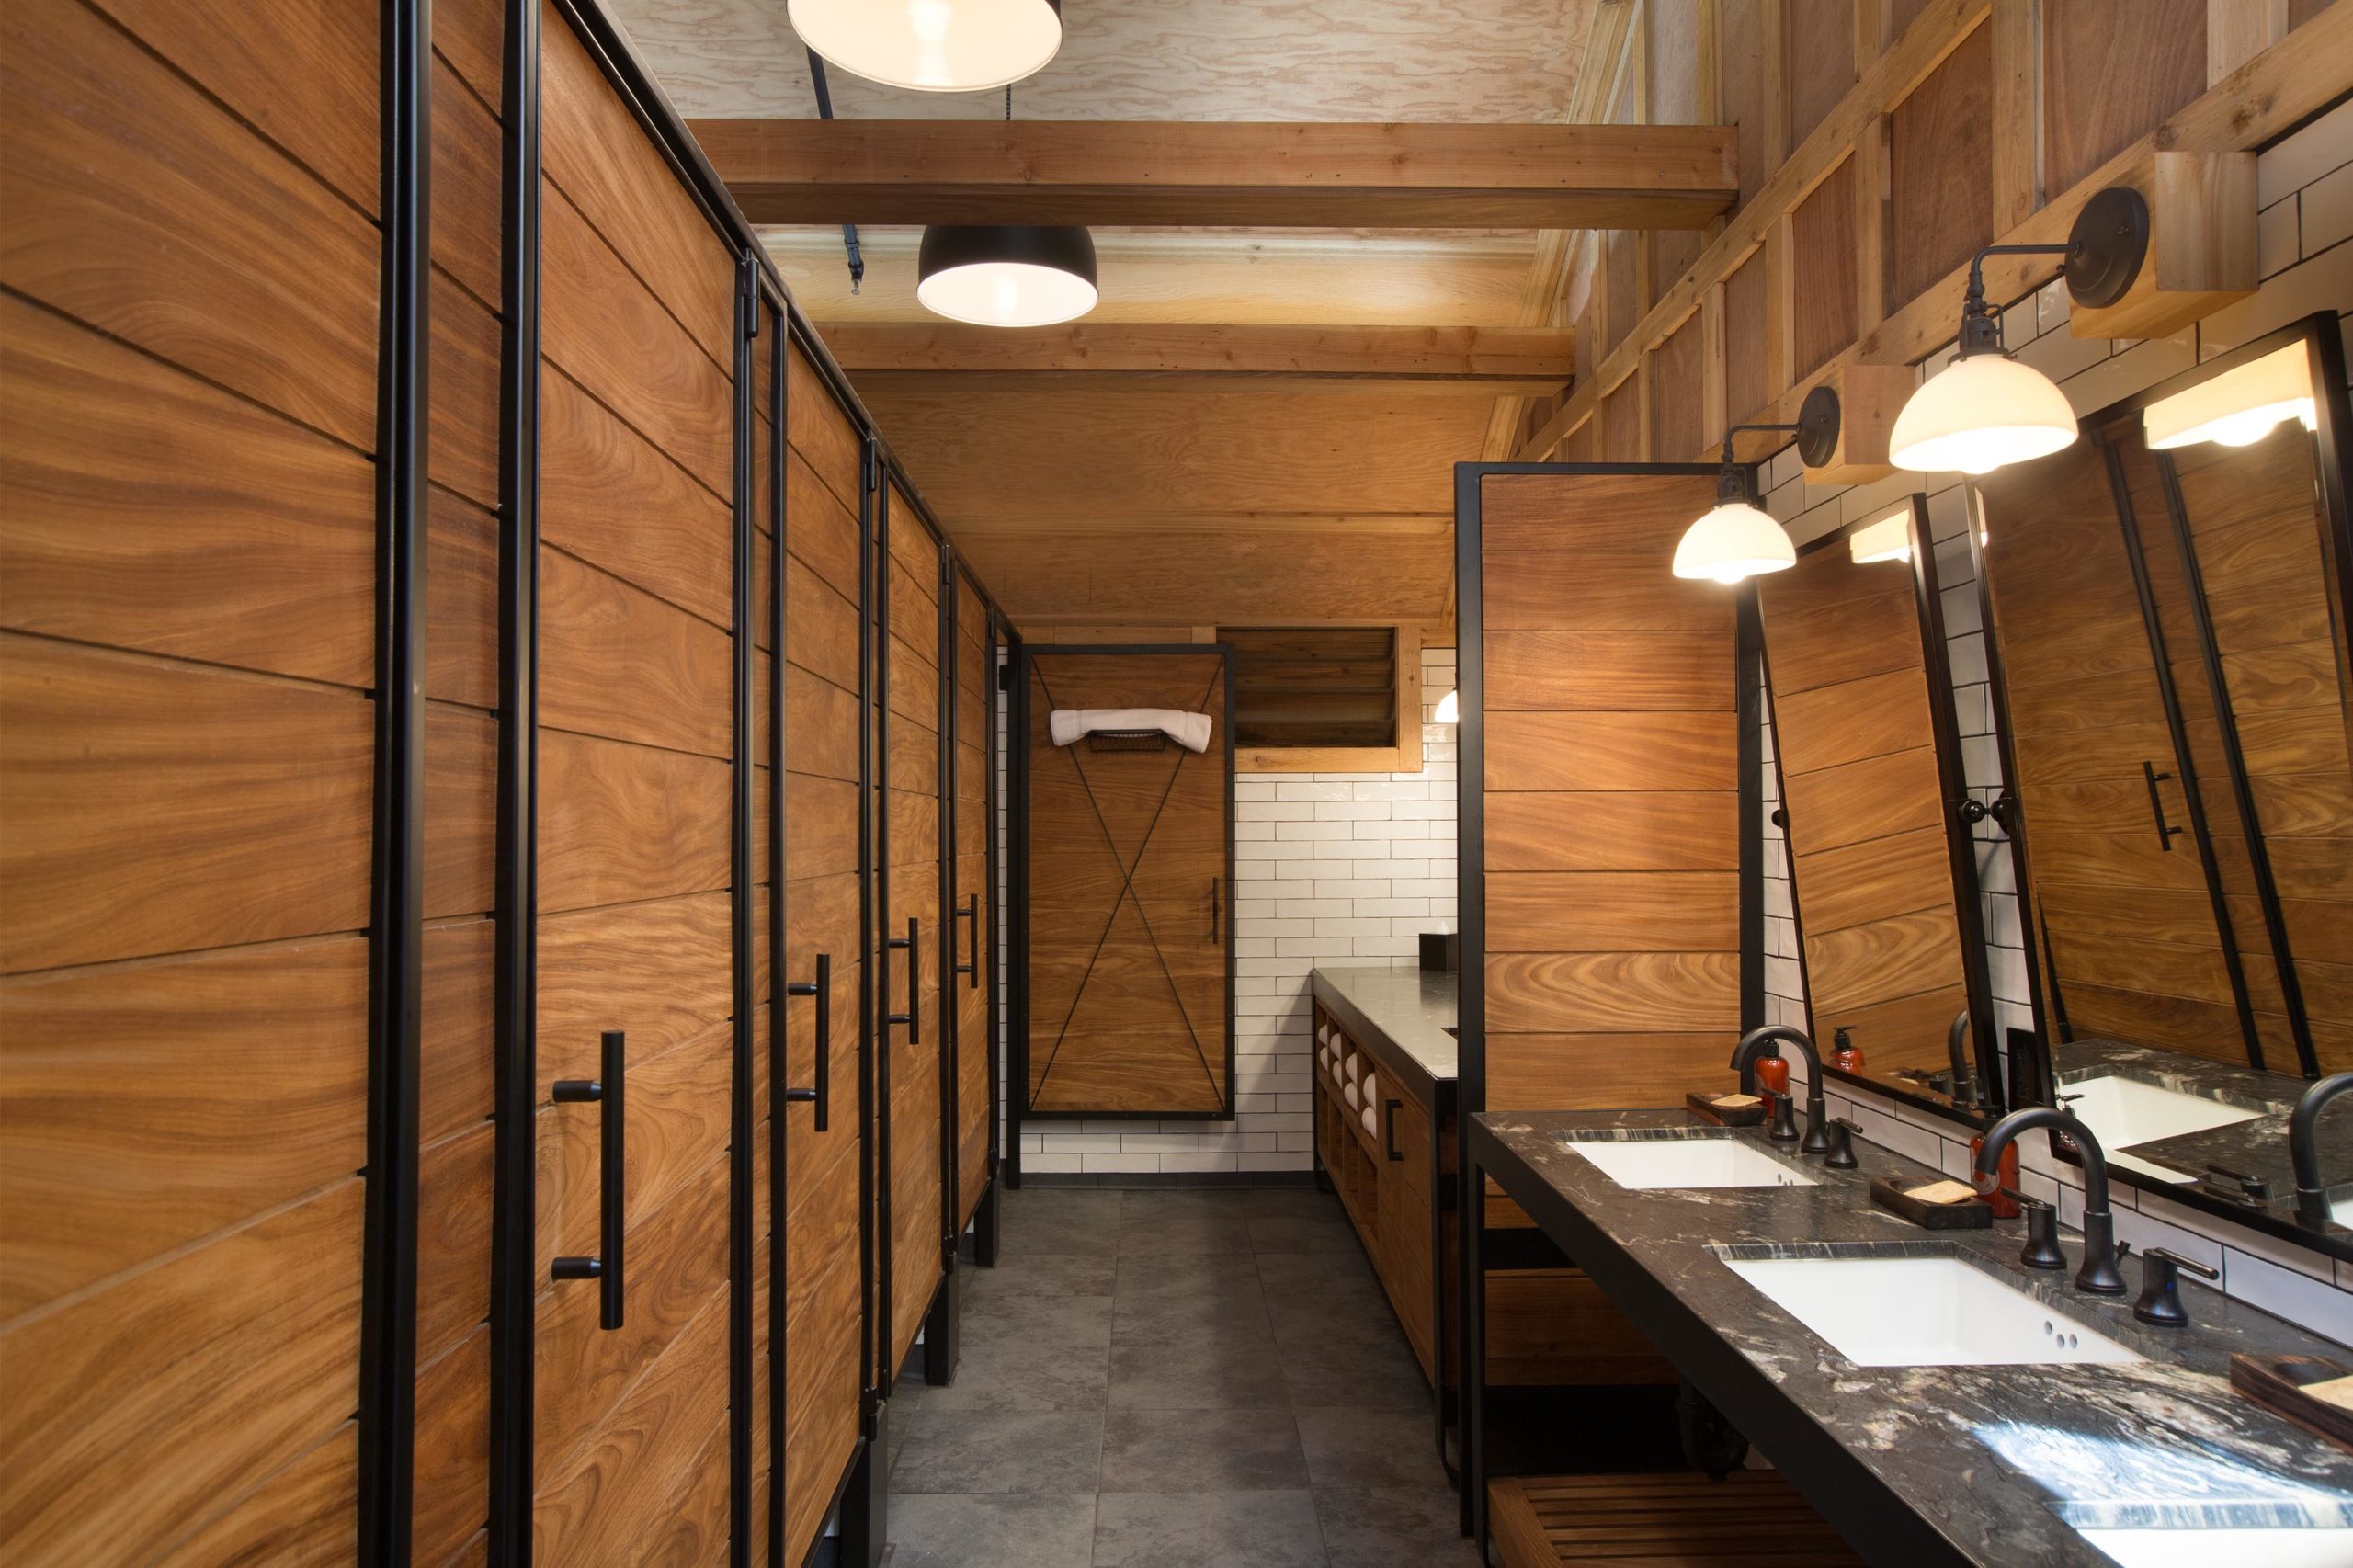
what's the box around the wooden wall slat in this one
[2043,0,2209,193]
[1890,21,1993,308]
[539,548,735,757]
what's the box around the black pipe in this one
[2292,1073,2353,1227]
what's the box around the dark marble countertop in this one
[1311,963,1456,1103]
[1472,1108,2353,1568]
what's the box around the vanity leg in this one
[1462,1149,1488,1546]
[838,1406,888,1568]
[1677,1380,1750,1479]
[971,1176,1000,1267]
[923,1265,960,1386]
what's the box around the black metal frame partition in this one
[478,3,1021,1564]
[1007,643,1242,1138]
[1449,460,1768,1548]
[1756,495,2011,1124]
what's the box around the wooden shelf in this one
[1489,1471,1867,1567]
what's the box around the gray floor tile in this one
[1116,1251,1263,1296]
[998,1190,1123,1255]
[963,1290,1113,1348]
[1099,1408,1311,1493]
[1117,1207,1258,1256]
[912,1331,1110,1412]
[1256,1246,1381,1301]
[1294,1408,1442,1492]
[1111,1280,1276,1346]
[1248,1213,1362,1254]
[1312,1484,1483,1566]
[962,1251,1118,1301]
[881,1494,1098,1568]
[1108,1335,1293,1410]
[1278,1334,1433,1412]
[1092,1490,1328,1567]
[890,1407,1106,1495]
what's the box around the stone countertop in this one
[1472,1108,2353,1568]
[1310,963,1457,1100]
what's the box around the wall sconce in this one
[1847,510,1913,566]
[1889,188,2151,475]
[1672,390,1842,584]
[790,0,1063,92]
[2143,341,2317,449]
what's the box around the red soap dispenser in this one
[1828,1026,1864,1074]
[1753,1052,1790,1103]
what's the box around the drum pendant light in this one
[789,0,1063,93]
[917,223,1098,327]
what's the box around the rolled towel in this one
[1342,1080,1359,1110]
[1363,1072,1379,1106]
[1049,707,1213,754]
[1361,1104,1379,1138]
[1344,1052,1361,1083]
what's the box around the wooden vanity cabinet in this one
[1375,1088,1437,1373]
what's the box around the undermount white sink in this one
[2059,1074,2264,1184]
[2055,1503,2353,1568]
[1722,1251,2142,1367]
[1564,1135,1818,1190]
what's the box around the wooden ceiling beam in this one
[824,322,1574,395]
[691,119,1737,229]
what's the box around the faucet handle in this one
[2132,1247,2219,1326]
[2017,1195,2067,1272]
[1824,1118,1859,1170]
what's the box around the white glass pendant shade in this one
[1847,511,1913,566]
[1890,352,2078,475]
[1673,501,1796,584]
[789,0,1062,92]
[916,225,1097,327]
[2143,343,2316,449]
[1434,688,1460,724]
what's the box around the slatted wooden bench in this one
[1489,1471,1869,1565]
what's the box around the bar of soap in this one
[2307,1374,2353,1414]
[1905,1179,1980,1206]
[1712,1094,1761,1109]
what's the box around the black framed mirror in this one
[1972,312,2353,1259]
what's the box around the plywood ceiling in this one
[613,0,1614,633]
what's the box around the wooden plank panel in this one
[1487,1032,1737,1110]
[1787,0,1859,147]
[1806,908,1966,1013]
[787,556,864,696]
[0,1182,363,1563]
[536,730,731,915]
[540,183,732,498]
[537,892,733,1088]
[426,700,496,921]
[537,1025,733,1274]
[416,1121,494,1358]
[0,294,375,688]
[1487,873,1740,952]
[1891,21,1993,306]
[157,1424,358,1567]
[0,636,372,974]
[1487,953,1742,1033]
[542,370,734,628]
[0,0,379,448]
[430,268,501,510]
[1774,670,1933,775]
[431,51,501,309]
[0,935,366,1317]
[787,342,868,520]
[428,487,500,709]
[413,1327,490,1566]
[1650,312,1707,462]
[540,548,734,757]
[787,447,865,608]
[1791,824,1955,936]
[1484,629,1730,713]
[1780,744,1944,850]
[423,917,495,1147]
[2043,0,2208,193]
[1761,574,1924,695]
[1487,791,1738,873]
[1790,157,1857,380]
[1487,710,1737,792]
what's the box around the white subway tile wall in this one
[1759,105,2353,1339]
[1006,644,1458,1177]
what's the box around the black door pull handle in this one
[1384,1098,1404,1162]
[551,1028,625,1330]
[785,952,831,1131]
[887,915,920,1041]
[1210,876,1221,944]
[2142,760,2186,851]
[955,893,979,986]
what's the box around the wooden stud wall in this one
[0,0,383,1557]
[1525,0,2346,469]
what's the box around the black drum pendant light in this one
[789,0,1063,93]
[916,223,1099,327]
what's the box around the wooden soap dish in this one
[1686,1091,1766,1128]
[2231,1354,2353,1454]
[1869,1176,1994,1229]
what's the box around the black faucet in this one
[1944,1008,1975,1111]
[1974,1106,2128,1295]
[1731,1025,1832,1156]
[2291,1072,2353,1229]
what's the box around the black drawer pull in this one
[785,952,830,1132]
[551,1028,625,1330]
[1384,1098,1404,1162]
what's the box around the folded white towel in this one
[1343,1081,1359,1110]
[1363,1072,1379,1106]
[1050,707,1213,754]
[1344,1052,1360,1082]
[1361,1105,1378,1138]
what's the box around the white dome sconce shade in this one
[1890,187,2151,475]
[1434,688,1460,724]
[916,224,1098,327]
[790,0,1063,93]
[1672,396,1843,585]
[2143,341,2317,450]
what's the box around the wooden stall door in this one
[951,574,995,1225]
[1025,649,1233,1117]
[1979,439,2250,1066]
[529,6,741,1559]
[779,339,870,1565]
[881,483,946,1376]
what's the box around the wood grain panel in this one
[1485,791,1737,873]
[1487,711,1736,793]
[1485,1268,1674,1385]
[1780,745,1944,851]
[1486,874,1740,953]
[426,700,496,921]
[431,51,500,309]
[1773,673,1931,776]
[1790,825,1954,936]
[0,293,375,687]
[423,917,495,1147]
[0,635,372,973]
[536,730,730,915]
[155,1424,358,1567]
[0,0,379,448]
[1486,1033,1736,1111]
[0,1181,362,1563]
[436,0,503,109]
[428,487,499,709]
[536,1024,733,1273]
[787,448,864,612]
[1484,630,1730,713]
[542,369,734,628]
[430,269,501,509]
[540,1,736,374]
[787,557,863,695]
[1891,21,1993,305]
[1487,953,1743,1034]
[540,183,733,499]
[1805,909,1966,1015]
[1790,157,1857,381]
[787,343,867,519]
[0,935,366,1317]
[537,892,733,1087]
[540,548,734,756]
[413,1327,490,1566]
[1761,574,1924,696]
[2043,0,2208,193]
[1786,0,1859,147]
[416,1122,494,1358]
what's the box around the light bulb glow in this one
[916,259,1097,327]
[1848,511,1913,566]
[1891,352,2078,475]
[2143,344,2318,450]
[1434,688,1460,724]
[790,0,1062,93]
[1673,500,1795,583]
